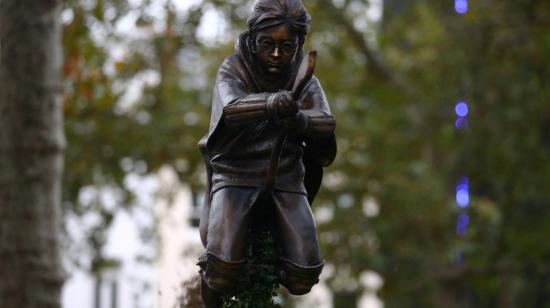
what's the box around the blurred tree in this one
[61,0,211,266]
[219,0,550,306]
[177,275,203,308]
[60,0,550,307]
[0,0,65,307]
[305,0,550,307]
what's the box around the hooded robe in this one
[198,31,336,247]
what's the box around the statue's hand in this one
[268,91,300,119]
[281,111,308,134]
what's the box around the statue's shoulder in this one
[298,75,322,95]
[305,75,322,90]
[217,53,249,81]
[220,53,241,67]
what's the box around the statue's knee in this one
[278,259,324,295]
[198,253,245,294]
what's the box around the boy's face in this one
[254,24,299,76]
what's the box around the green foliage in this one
[62,0,211,259]
[223,229,280,308]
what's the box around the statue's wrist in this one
[266,93,280,124]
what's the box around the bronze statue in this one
[197,0,336,306]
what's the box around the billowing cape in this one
[198,32,336,247]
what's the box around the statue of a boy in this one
[198,0,336,306]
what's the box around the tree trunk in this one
[0,1,65,307]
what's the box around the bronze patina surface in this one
[198,0,336,306]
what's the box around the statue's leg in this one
[271,191,324,295]
[198,187,260,301]
[200,272,223,308]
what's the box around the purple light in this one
[455,0,468,14]
[456,177,470,208]
[455,101,469,117]
[455,117,468,129]
[457,214,469,228]
[456,213,469,237]
[457,176,469,187]
[456,190,470,208]
[456,177,468,190]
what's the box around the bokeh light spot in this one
[455,0,468,14]
[455,101,469,117]
[456,190,470,208]
[455,117,468,129]
[456,176,470,208]
[456,213,469,236]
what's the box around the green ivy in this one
[222,229,281,308]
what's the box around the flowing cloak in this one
[198,32,336,246]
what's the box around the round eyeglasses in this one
[256,40,298,55]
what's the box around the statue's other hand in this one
[281,111,308,134]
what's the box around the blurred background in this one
[58,0,550,307]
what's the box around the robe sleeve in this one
[297,76,337,203]
[208,56,249,130]
[206,55,252,154]
[299,76,337,167]
[299,76,336,139]
[222,93,271,127]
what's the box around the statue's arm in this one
[294,77,336,138]
[214,56,327,130]
[299,109,336,138]
[219,85,299,127]
[223,92,271,127]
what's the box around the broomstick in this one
[262,50,317,194]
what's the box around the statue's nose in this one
[270,46,281,58]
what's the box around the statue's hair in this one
[247,0,311,37]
